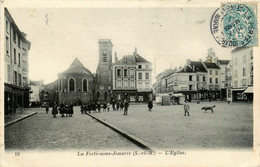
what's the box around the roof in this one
[135,54,151,63]
[190,61,207,72]
[30,81,37,86]
[179,66,194,73]
[179,60,207,73]
[61,58,92,75]
[44,80,57,87]
[113,54,151,65]
[203,62,220,69]
[98,39,113,46]
[231,47,252,54]
[113,55,136,65]
[156,69,173,79]
[218,60,230,65]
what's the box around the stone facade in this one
[230,47,253,101]
[44,58,94,105]
[112,49,152,103]
[57,58,94,105]
[95,39,113,103]
[4,8,31,114]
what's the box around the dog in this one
[201,105,215,113]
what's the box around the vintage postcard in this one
[0,0,259,166]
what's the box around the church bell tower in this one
[95,39,113,102]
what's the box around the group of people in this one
[80,102,110,114]
[80,100,130,115]
[47,99,190,117]
[46,102,74,118]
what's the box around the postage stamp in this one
[210,3,258,47]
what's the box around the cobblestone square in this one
[5,108,140,151]
[93,101,253,149]
[5,101,253,151]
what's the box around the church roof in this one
[61,58,92,75]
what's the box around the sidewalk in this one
[5,108,38,127]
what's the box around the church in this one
[43,39,152,105]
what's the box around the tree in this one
[206,48,216,62]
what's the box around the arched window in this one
[68,78,76,92]
[82,79,88,92]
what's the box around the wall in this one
[232,47,253,88]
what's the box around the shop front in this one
[112,89,152,103]
[4,83,30,115]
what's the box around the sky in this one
[8,7,233,84]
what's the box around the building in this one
[4,8,31,114]
[173,59,208,101]
[230,47,253,101]
[154,68,173,95]
[214,58,230,99]
[226,60,233,102]
[29,80,44,107]
[112,49,152,102]
[203,61,221,99]
[43,80,58,106]
[56,58,94,105]
[95,39,113,103]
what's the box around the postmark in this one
[210,3,258,47]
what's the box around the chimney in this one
[134,47,138,57]
[199,59,202,62]
[186,59,191,66]
[114,52,118,62]
[213,56,218,64]
[193,65,195,72]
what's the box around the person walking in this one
[97,102,101,113]
[52,102,58,118]
[69,104,74,117]
[107,103,110,111]
[116,102,120,111]
[80,104,84,114]
[112,101,115,111]
[120,101,124,111]
[92,102,97,113]
[59,103,65,117]
[123,100,129,115]
[148,100,153,111]
[184,100,190,116]
[103,103,107,111]
[45,106,49,114]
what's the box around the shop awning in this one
[243,86,253,94]
[171,93,185,97]
[232,88,246,91]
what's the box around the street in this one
[5,108,140,150]
[5,101,253,150]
